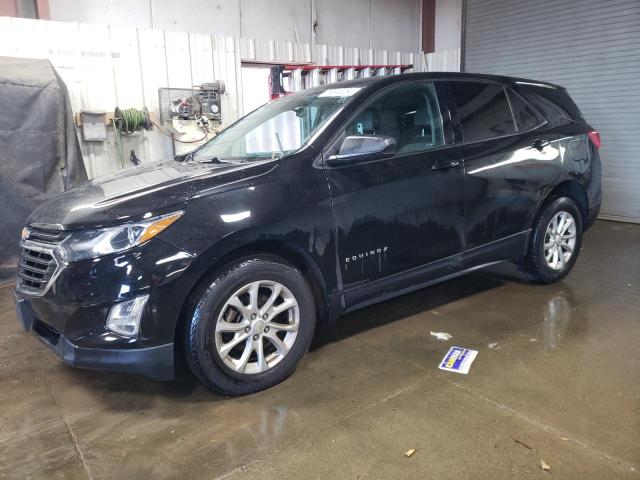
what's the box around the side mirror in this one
[326,135,397,167]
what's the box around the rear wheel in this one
[517,197,583,283]
[184,257,316,395]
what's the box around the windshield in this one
[192,87,362,162]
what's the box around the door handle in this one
[431,159,461,170]
[531,138,551,151]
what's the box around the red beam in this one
[422,0,436,53]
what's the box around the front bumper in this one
[13,237,198,381]
[15,295,175,380]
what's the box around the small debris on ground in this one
[488,342,500,349]
[405,448,416,458]
[513,438,533,450]
[430,331,452,341]
[540,459,551,471]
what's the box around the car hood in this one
[28,159,277,230]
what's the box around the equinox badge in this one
[345,246,388,264]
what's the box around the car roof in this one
[303,71,563,94]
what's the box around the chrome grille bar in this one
[16,228,67,296]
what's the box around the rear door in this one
[447,80,559,261]
[323,81,465,300]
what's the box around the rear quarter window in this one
[522,86,584,125]
[449,81,516,142]
[506,88,543,131]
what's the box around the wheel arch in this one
[173,239,332,351]
[533,180,589,229]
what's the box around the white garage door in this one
[463,0,640,222]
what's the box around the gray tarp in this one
[0,57,86,283]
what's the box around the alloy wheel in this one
[214,280,300,374]
[543,211,577,270]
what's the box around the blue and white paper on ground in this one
[439,346,478,374]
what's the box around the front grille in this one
[16,227,68,296]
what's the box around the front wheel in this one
[184,257,316,395]
[517,197,583,284]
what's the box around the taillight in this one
[587,130,601,149]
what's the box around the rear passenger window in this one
[507,89,542,131]
[449,82,515,142]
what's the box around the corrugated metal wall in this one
[464,0,640,222]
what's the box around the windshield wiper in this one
[195,156,226,164]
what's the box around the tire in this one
[184,256,316,395]
[517,196,583,284]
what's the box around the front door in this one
[323,81,465,298]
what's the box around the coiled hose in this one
[113,106,214,168]
[114,107,150,134]
[113,107,151,168]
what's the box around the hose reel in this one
[113,107,152,134]
[112,107,152,168]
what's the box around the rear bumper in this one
[15,295,175,381]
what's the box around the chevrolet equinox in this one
[14,73,602,394]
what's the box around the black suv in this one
[14,73,601,394]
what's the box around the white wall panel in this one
[371,0,420,52]
[240,0,312,43]
[189,33,216,85]
[110,26,145,108]
[435,0,461,51]
[137,28,169,108]
[49,0,152,28]
[315,0,371,49]
[213,36,242,122]
[238,38,313,64]
[77,24,117,110]
[164,31,193,88]
[151,0,240,37]
[420,48,459,72]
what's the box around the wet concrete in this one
[0,220,638,479]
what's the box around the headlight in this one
[60,211,183,262]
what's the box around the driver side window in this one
[344,82,445,155]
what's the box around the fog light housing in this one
[106,294,149,337]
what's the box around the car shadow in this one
[312,263,520,350]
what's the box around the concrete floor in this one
[1,220,639,479]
